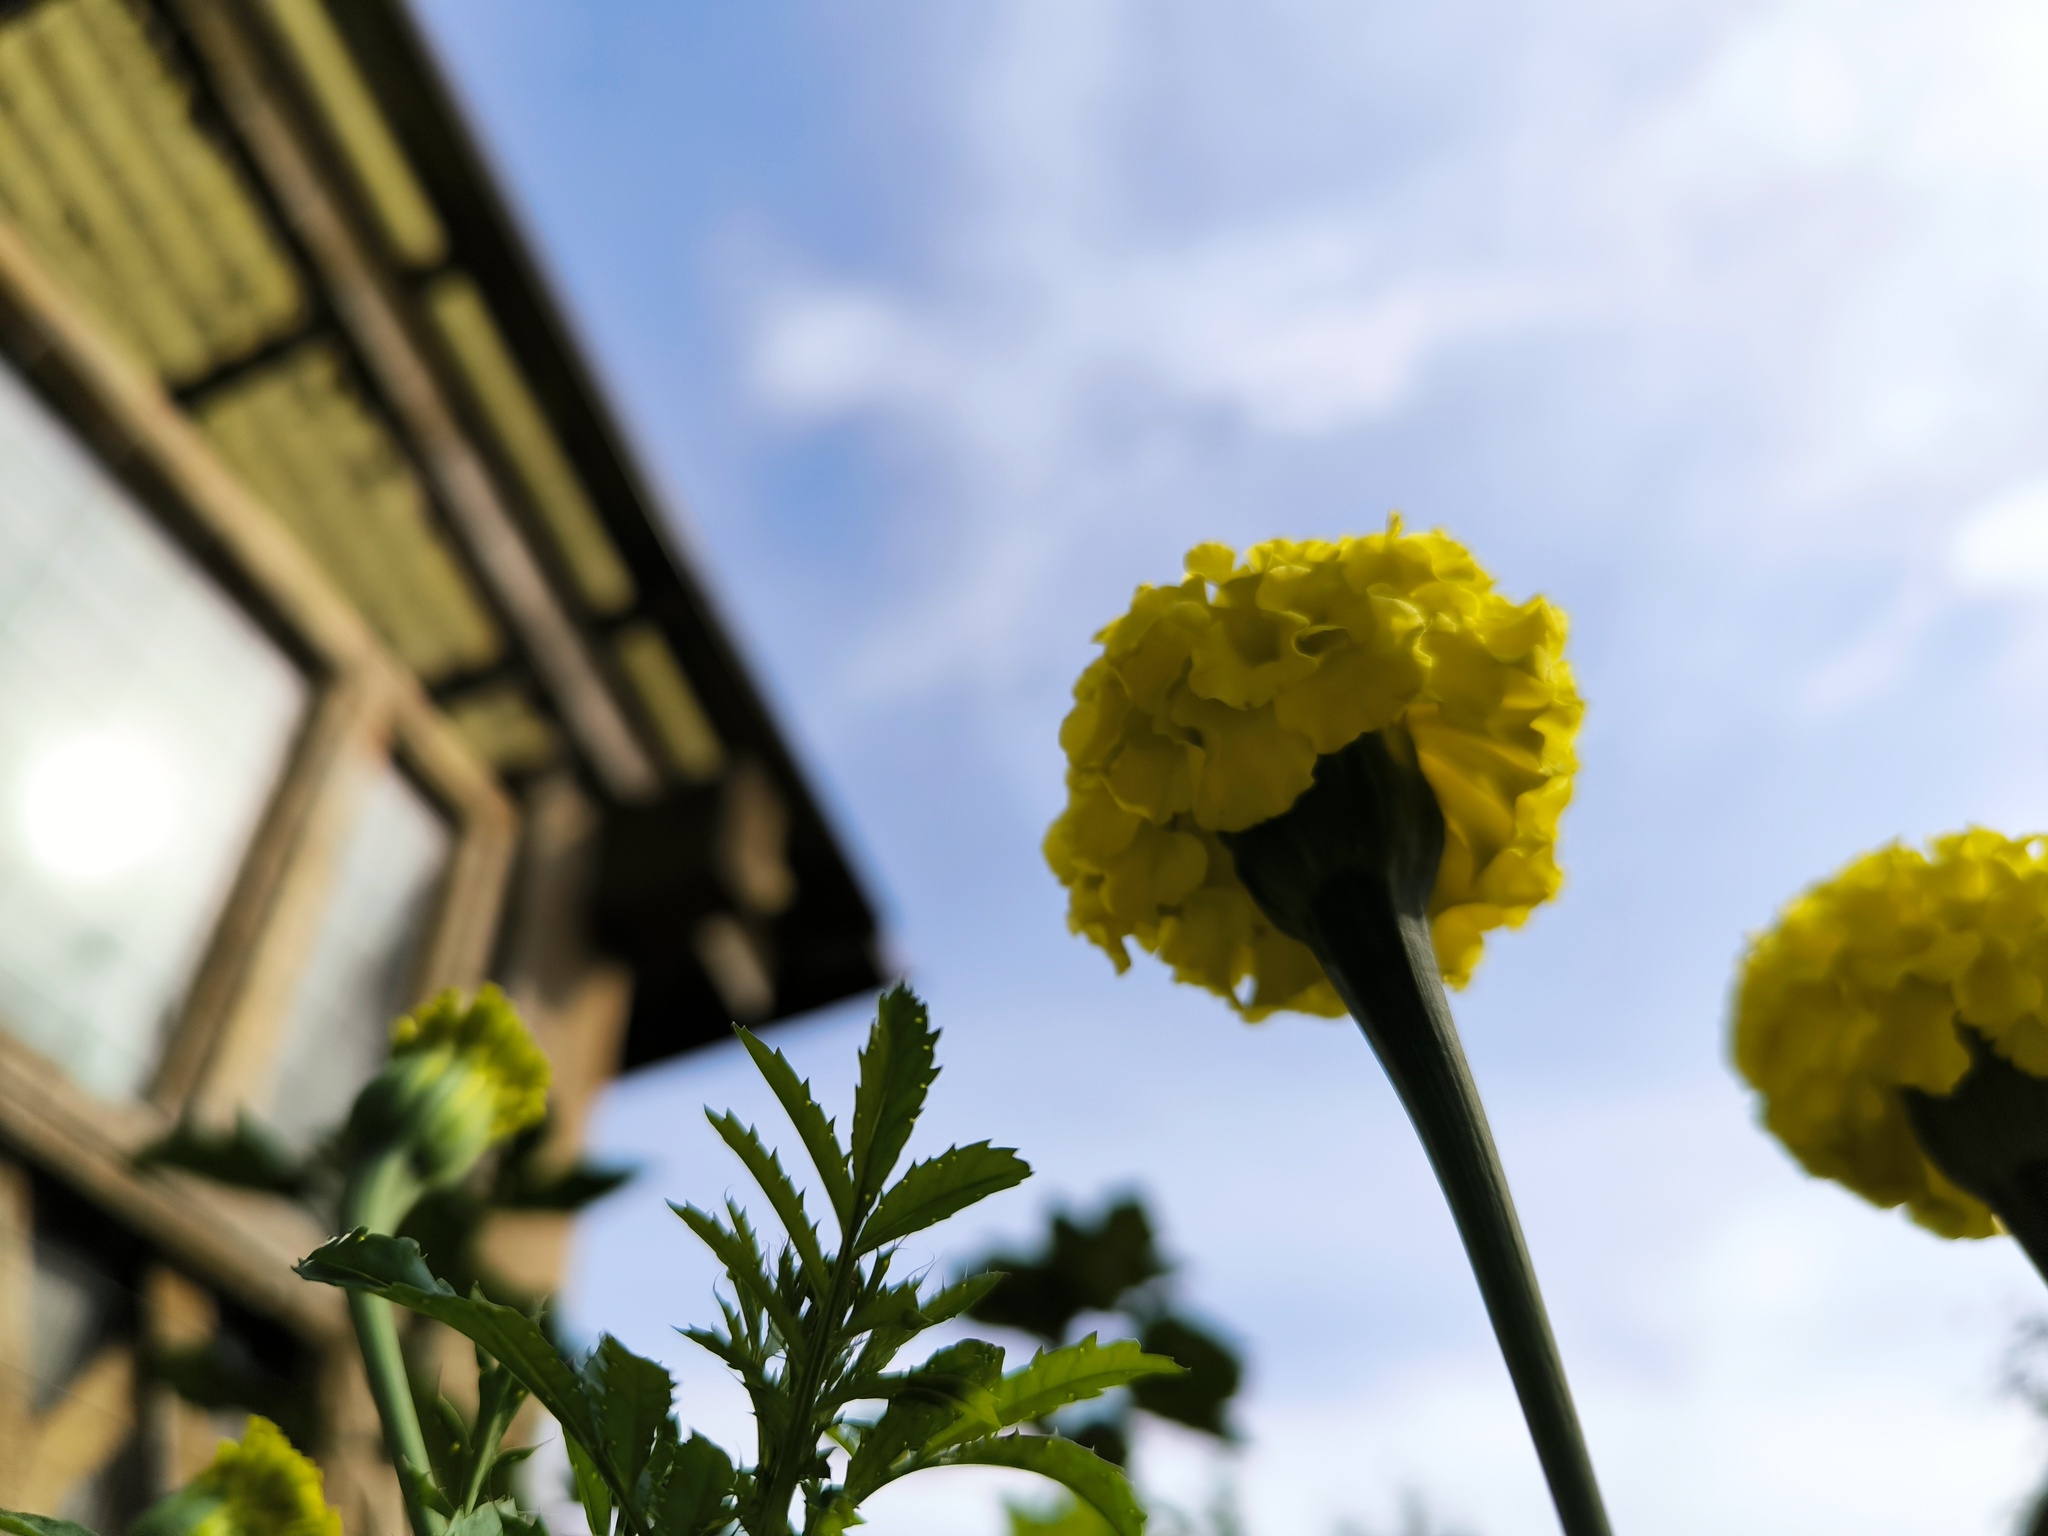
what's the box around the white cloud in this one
[726,0,2048,720]
[1951,482,2048,596]
[749,291,936,417]
[751,232,1544,440]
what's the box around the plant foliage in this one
[969,1198,1245,1457]
[298,986,1181,1536]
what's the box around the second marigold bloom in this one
[1045,518,1582,1017]
[1734,829,2048,1239]
[131,1416,340,1536]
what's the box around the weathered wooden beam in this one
[170,0,660,802]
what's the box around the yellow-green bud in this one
[348,985,550,1195]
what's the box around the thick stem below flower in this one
[1903,1032,2048,1283]
[1224,732,1611,1536]
[342,1146,443,1536]
[1309,869,1611,1536]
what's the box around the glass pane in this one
[0,364,307,1098]
[266,763,451,1151]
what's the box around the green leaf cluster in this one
[970,1199,1245,1453]
[298,986,1182,1536]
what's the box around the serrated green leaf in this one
[567,1437,613,1536]
[296,1232,602,1474]
[0,1517,99,1536]
[1129,1316,1241,1438]
[134,1112,311,1199]
[929,1437,1145,1536]
[967,1201,1166,1344]
[488,1443,536,1474]
[646,1432,734,1536]
[844,1339,1005,1500]
[497,1158,635,1212]
[850,986,939,1209]
[807,1493,862,1536]
[860,1142,1030,1253]
[580,1335,676,1494]
[846,1280,926,1336]
[445,1505,504,1536]
[706,1110,829,1290]
[668,1203,802,1342]
[918,1272,1005,1327]
[736,1027,855,1229]
[466,1356,532,1508]
[994,1335,1182,1427]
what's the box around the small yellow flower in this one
[390,984,551,1143]
[1732,829,2048,1238]
[200,1418,341,1536]
[1046,520,1581,1017]
[131,1417,340,1536]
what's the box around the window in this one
[265,762,451,1151]
[0,364,306,1099]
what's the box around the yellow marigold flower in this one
[131,1417,340,1536]
[390,983,551,1143]
[1046,519,1581,1017]
[1731,829,2048,1239]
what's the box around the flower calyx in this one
[1902,1029,2048,1276]
[1222,727,1444,952]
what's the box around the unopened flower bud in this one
[348,985,550,1207]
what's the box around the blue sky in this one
[415,4,2048,1531]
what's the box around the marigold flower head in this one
[1732,829,2048,1239]
[132,1417,340,1536]
[350,985,550,1190]
[1045,520,1581,1018]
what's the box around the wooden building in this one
[0,0,879,1524]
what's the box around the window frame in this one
[0,205,514,1285]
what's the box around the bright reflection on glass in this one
[0,363,306,1098]
[265,763,451,1152]
[22,731,179,883]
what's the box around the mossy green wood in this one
[1225,732,1612,1536]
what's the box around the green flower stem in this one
[341,1146,442,1536]
[757,1236,860,1536]
[1904,1032,2048,1283]
[1225,733,1612,1536]
[1311,870,1611,1536]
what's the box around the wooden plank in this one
[183,670,392,1123]
[12,1343,137,1512]
[0,1029,341,1342]
[410,784,515,1001]
[173,0,660,802]
[0,216,373,673]
[0,1158,29,1475]
[482,773,632,1298]
[155,671,380,1113]
[143,1265,229,1491]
